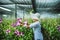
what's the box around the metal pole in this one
[23,9,24,19]
[31,0,36,13]
[0,14,2,18]
[23,8,26,19]
[15,4,17,18]
[23,10,24,19]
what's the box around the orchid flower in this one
[21,32,24,36]
[14,30,21,36]
[6,29,10,34]
[11,20,21,27]
[11,23,16,27]
[23,21,28,27]
[0,18,2,23]
[57,25,60,31]
[15,21,21,26]
[17,18,22,23]
[11,18,23,27]
[15,18,22,26]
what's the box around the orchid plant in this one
[0,18,33,40]
[1,18,60,40]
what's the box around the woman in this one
[27,13,43,40]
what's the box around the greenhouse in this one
[0,0,60,40]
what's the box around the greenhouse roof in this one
[0,0,32,5]
[0,0,60,13]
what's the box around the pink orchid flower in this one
[6,29,10,34]
[11,21,21,27]
[23,21,28,27]
[11,23,16,27]
[0,18,2,23]
[15,21,21,26]
[57,25,60,31]
[17,18,22,23]
[14,30,21,36]
[21,32,24,36]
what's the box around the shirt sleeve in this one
[29,22,39,28]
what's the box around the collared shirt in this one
[30,21,43,40]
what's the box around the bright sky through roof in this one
[0,7,11,11]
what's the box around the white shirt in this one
[30,21,43,40]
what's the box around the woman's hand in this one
[20,22,23,26]
[26,24,30,28]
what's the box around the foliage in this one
[41,18,60,40]
[0,18,33,40]
[0,18,60,40]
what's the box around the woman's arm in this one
[27,21,40,28]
